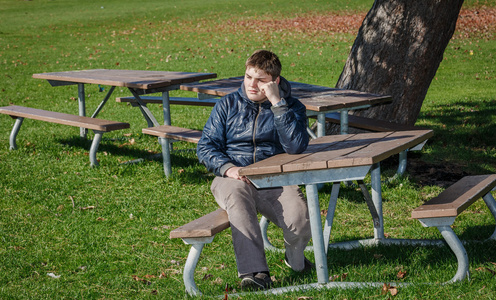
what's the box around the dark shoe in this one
[284,253,315,273]
[240,272,272,290]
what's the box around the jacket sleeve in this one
[196,100,236,177]
[271,97,309,154]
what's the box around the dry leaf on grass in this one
[381,283,398,296]
[397,270,407,279]
[132,275,152,285]
[47,273,61,279]
[202,273,213,281]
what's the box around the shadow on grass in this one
[417,99,496,174]
[55,136,211,183]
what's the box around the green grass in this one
[1,0,496,298]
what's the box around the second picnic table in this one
[180,76,393,137]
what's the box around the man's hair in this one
[245,50,282,80]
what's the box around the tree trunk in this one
[331,0,464,133]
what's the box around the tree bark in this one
[331,0,464,133]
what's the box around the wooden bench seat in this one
[411,174,496,283]
[142,125,202,144]
[142,125,202,177]
[170,208,230,296]
[116,96,218,107]
[0,105,130,166]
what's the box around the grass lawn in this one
[1,0,495,298]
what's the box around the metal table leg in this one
[306,183,329,284]
[370,162,384,239]
[78,83,87,138]
[483,192,496,240]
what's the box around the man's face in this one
[244,66,275,102]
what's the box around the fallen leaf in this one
[213,277,223,284]
[381,283,389,295]
[397,270,407,279]
[202,273,213,281]
[389,286,399,296]
[132,275,152,285]
[47,273,61,279]
[381,283,399,296]
[329,274,340,281]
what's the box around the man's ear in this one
[275,76,281,84]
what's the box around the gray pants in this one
[211,176,311,277]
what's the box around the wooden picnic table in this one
[181,76,392,136]
[239,129,434,284]
[33,69,217,136]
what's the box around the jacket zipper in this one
[252,103,262,163]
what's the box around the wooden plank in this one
[281,133,372,172]
[323,132,393,169]
[412,174,496,219]
[33,70,217,90]
[0,105,129,132]
[169,208,230,239]
[238,134,351,176]
[116,96,218,107]
[339,130,434,167]
[142,125,202,143]
[180,77,243,97]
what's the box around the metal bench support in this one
[9,117,24,150]
[89,130,104,167]
[417,217,470,283]
[180,236,215,296]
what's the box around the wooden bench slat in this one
[170,208,230,239]
[142,125,202,143]
[323,112,424,132]
[116,96,218,107]
[0,105,129,132]
[412,174,496,219]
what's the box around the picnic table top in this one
[239,130,434,176]
[33,69,217,90]
[180,76,392,112]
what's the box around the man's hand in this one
[259,81,281,105]
[225,167,251,183]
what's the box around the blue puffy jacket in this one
[197,76,309,177]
